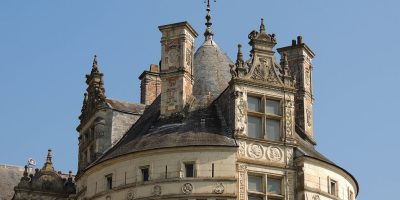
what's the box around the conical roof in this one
[193,38,233,105]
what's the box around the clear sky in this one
[0,0,399,199]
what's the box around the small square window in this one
[248,116,262,139]
[266,100,280,115]
[141,167,149,182]
[248,175,263,192]
[105,174,112,190]
[248,96,261,112]
[267,177,281,195]
[185,163,194,177]
[266,119,280,141]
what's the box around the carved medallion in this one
[248,144,263,159]
[182,183,193,194]
[213,183,225,194]
[127,189,135,200]
[267,146,282,161]
[152,185,162,196]
[238,141,246,156]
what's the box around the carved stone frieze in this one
[247,143,263,159]
[213,183,225,194]
[267,146,283,162]
[250,64,265,81]
[181,183,193,194]
[286,148,294,165]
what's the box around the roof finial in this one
[204,0,216,40]
[42,149,54,171]
[260,18,265,33]
[92,55,98,71]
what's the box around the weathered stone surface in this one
[0,164,23,200]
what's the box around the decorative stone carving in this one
[306,108,312,127]
[312,194,320,200]
[152,185,162,196]
[186,48,192,67]
[286,148,294,165]
[267,146,283,162]
[235,90,246,135]
[182,183,193,194]
[247,143,263,159]
[127,189,135,200]
[238,141,246,157]
[285,100,294,136]
[250,64,265,81]
[238,164,247,200]
[213,183,225,194]
[266,64,280,85]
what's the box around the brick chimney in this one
[158,22,198,117]
[139,64,161,105]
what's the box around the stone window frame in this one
[105,173,113,190]
[328,176,338,197]
[180,160,198,178]
[139,165,151,182]
[348,187,354,200]
[247,94,282,141]
[247,172,285,200]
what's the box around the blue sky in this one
[1,0,399,199]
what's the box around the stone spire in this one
[78,55,107,123]
[204,0,215,40]
[42,149,54,171]
[260,18,266,33]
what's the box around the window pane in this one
[248,116,262,139]
[248,175,263,192]
[266,119,280,141]
[266,100,280,115]
[267,178,281,194]
[185,163,194,177]
[248,96,261,112]
[248,196,263,200]
[141,168,149,181]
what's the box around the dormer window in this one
[247,95,282,141]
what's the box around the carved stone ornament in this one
[312,194,320,200]
[186,48,192,67]
[127,189,135,200]
[306,108,312,127]
[286,148,294,165]
[152,185,162,196]
[235,91,247,135]
[267,146,283,162]
[238,141,246,156]
[285,101,294,136]
[213,183,225,194]
[238,165,246,200]
[250,64,265,81]
[266,64,280,85]
[182,183,193,194]
[248,143,263,159]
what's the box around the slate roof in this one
[193,38,233,106]
[89,97,237,167]
[106,99,146,114]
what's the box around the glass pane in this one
[248,96,261,112]
[266,100,280,115]
[266,119,280,141]
[248,175,263,192]
[248,116,262,139]
[267,178,281,194]
[248,196,263,200]
[185,163,194,177]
